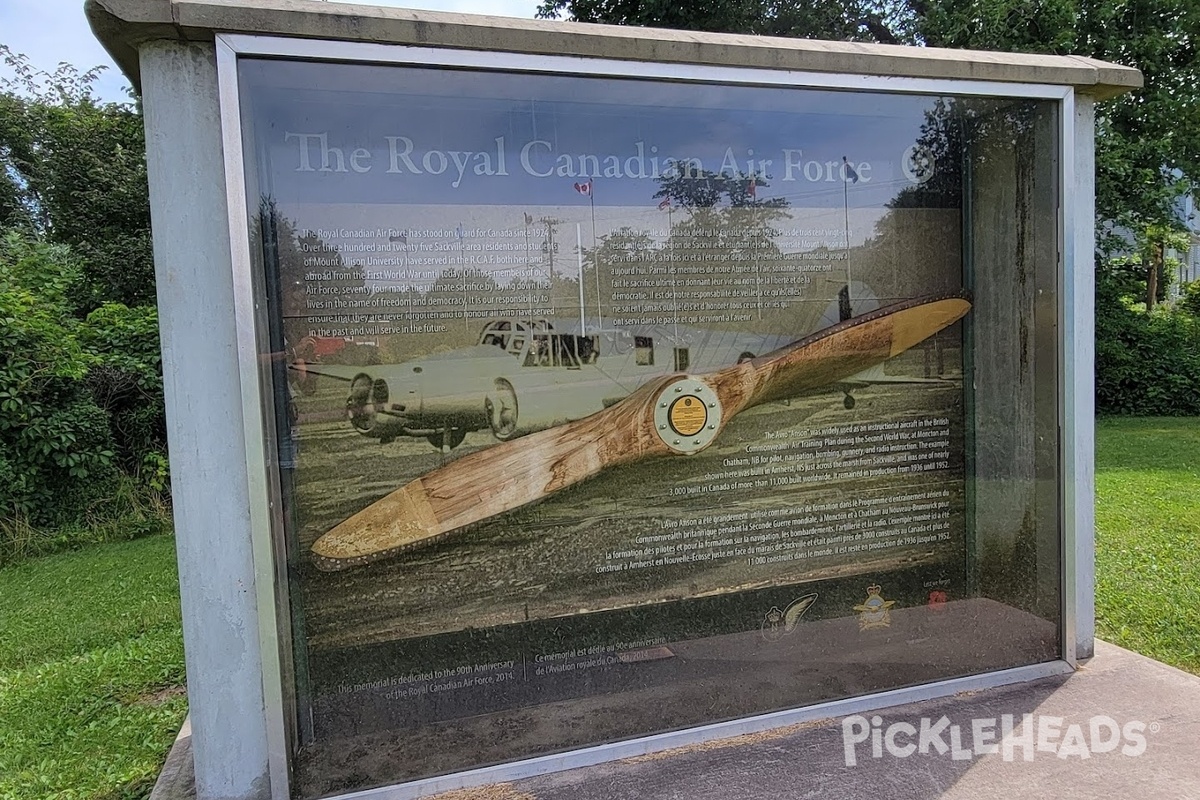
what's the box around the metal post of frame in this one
[215,36,296,798]
[961,114,978,598]
[140,39,273,800]
[1064,90,1093,662]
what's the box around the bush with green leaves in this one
[0,232,119,523]
[80,302,166,473]
[1096,271,1200,416]
[1180,280,1200,318]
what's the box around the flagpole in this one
[389,231,408,277]
[750,175,762,321]
[458,224,468,332]
[589,182,603,333]
[524,214,533,322]
[542,217,555,315]
[576,223,586,335]
[843,157,853,311]
[667,202,678,344]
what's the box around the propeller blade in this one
[311,293,970,571]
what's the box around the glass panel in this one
[236,58,1061,798]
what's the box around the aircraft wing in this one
[840,363,958,386]
[288,363,363,383]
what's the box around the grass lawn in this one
[0,534,186,800]
[1095,417,1200,675]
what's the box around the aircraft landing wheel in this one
[486,379,519,440]
[426,428,466,450]
[843,394,856,410]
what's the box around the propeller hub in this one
[653,377,722,454]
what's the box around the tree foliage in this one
[1095,271,1200,415]
[0,230,166,533]
[0,45,153,309]
[0,232,115,521]
[536,0,915,43]
[0,49,164,548]
[537,0,1200,233]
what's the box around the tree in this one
[536,1,1200,237]
[0,45,153,309]
[915,1,1200,236]
[1106,223,1190,310]
[0,49,167,547]
[535,0,915,43]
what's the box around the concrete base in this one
[151,641,1200,800]
[150,718,194,800]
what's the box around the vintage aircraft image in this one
[292,283,949,452]
[308,293,972,571]
[295,318,791,451]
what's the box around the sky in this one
[0,0,543,102]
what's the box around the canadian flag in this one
[573,179,593,196]
[747,179,757,198]
[658,197,672,210]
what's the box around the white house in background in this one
[1108,192,1200,300]
[1170,193,1200,294]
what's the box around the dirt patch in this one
[131,685,187,707]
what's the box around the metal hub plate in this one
[653,377,722,454]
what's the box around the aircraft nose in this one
[347,373,390,433]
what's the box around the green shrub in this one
[1096,272,1200,416]
[1180,280,1200,318]
[0,232,119,523]
[80,303,166,470]
[0,231,169,562]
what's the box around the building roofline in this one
[86,0,1142,99]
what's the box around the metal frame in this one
[1065,94,1097,662]
[1059,89,1080,669]
[215,36,293,797]
[213,33,1085,800]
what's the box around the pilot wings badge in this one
[761,593,818,641]
[853,584,897,630]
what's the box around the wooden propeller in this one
[311,294,971,571]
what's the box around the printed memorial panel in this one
[235,58,1062,797]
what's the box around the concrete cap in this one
[87,0,1141,99]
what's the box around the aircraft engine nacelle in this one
[485,375,611,440]
[346,373,410,442]
[346,369,490,446]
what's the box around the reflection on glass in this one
[236,58,1061,798]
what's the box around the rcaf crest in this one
[853,584,896,630]
[761,593,818,641]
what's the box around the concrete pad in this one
[150,641,1200,799]
[499,641,1200,800]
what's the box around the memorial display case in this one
[85,2,1141,797]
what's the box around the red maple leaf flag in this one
[747,179,757,198]
[573,179,593,196]
[658,197,672,210]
